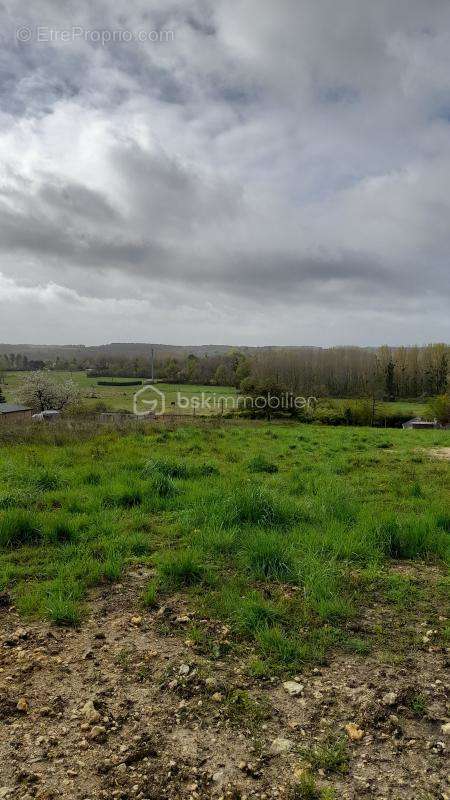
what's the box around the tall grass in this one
[0,420,447,665]
[0,510,41,547]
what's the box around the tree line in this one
[0,344,448,400]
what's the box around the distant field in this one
[1,371,237,415]
[1,370,430,419]
[328,397,428,418]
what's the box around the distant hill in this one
[0,342,324,360]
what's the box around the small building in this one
[402,417,438,430]
[0,403,32,423]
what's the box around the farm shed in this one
[0,403,32,422]
[402,417,438,429]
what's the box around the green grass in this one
[0,510,41,547]
[301,736,350,774]
[1,371,433,423]
[0,420,448,668]
[247,454,279,473]
[157,548,210,589]
[2,372,237,414]
[291,773,337,800]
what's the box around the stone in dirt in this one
[269,737,294,756]
[81,699,101,724]
[441,722,450,736]
[89,725,106,740]
[382,692,398,706]
[345,722,365,741]
[16,697,29,713]
[282,681,304,696]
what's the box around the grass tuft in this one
[157,548,209,589]
[301,736,349,775]
[243,532,295,581]
[247,454,279,474]
[0,510,41,548]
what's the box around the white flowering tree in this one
[19,372,80,412]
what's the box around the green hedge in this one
[97,380,143,387]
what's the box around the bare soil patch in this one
[428,447,450,461]
[0,567,448,800]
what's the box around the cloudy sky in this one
[0,0,449,346]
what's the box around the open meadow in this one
[0,420,448,799]
[1,371,238,414]
[1,370,430,421]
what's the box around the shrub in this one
[97,380,142,387]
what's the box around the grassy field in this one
[1,371,237,414]
[0,421,448,673]
[1,370,429,419]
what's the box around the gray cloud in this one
[0,0,449,344]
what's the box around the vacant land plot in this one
[0,423,448,799]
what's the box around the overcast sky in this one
[0,0,449,346]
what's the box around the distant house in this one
[402,417,438,430]
[0,403,32,423]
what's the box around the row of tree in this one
[245,344,448,400]
[0,344,448,400]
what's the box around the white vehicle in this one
[32,409,61,422]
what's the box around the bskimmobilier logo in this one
[133,385,317,417]
[133,384,165,415]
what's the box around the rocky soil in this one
[0,567,448,800]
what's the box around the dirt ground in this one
[0,567,448,800]
[428,448,450,461]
